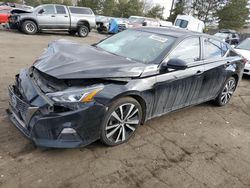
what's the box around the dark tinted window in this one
[56,5,66,14]
[69,7,92,14]
[204,38,223,59]
[169,37,200,63]
[175,19,188,28]
[42,5,55,14]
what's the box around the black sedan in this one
[7,27,245,148]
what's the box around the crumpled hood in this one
[33,39,146,79]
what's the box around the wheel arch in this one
[77,20,90,31]
[110,91,147,125]
[230,73,239,88]
[20,18,39,30]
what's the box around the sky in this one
[153,0,172,18]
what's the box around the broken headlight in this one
[46,85,104,103]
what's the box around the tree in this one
[102,0,116,16]
[145,4,164,19]
[191,0,220,24]
[217,0,249,29]
[168,0,184,22]
[113,0,143,18]
[126,0,144,17]
[62,0,72,6]
[77,0,102,14]
[24,0,40,6]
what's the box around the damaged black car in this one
[7,27,245,148]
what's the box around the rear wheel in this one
[100,97,142,146]
[214,77,236,106]
[21,20,37,35]
[77,25,89,37]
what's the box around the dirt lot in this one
[0,28,250,188]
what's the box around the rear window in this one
[56,5,66,14]
[69,7,92,15]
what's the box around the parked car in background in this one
[174,15,204,33]
[96,16,128,34]
[7,27,245,148]
[0,6,11,24]
[234,38,250,75]
[96,15,110,33]
[9,4,96,37]
[0,2,33,10]
[214,29,240,45]
[159,20,173,27]
[128,16,160,28]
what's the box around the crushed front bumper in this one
[7,86,106,148]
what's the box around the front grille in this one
[9,86,29,114]
[244,69,249,73]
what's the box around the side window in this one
[56,5,66,14]
[43,5,55,14]
[69,7,92,14]
[204,38,223,59]
[169,37,200,63]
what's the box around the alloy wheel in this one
[105,103,140,144]
[25,23,35,33]
[220,79,236,104]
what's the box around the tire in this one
[68,30,76,35]
[77,25,89,37]
[214,77,236,106]
[100,97,143,146]
[21,20,37,35]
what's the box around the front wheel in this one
[77,25,89,37]
[21,20,37,35]
[214,77,236,106]
[100,97,143,146]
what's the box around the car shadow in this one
[242,74,250,80]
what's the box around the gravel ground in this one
[0,28,250,188]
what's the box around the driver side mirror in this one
[160,58,188,73]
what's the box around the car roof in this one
[134,26,210,39]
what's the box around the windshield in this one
[175,19,188,28]
[214,33,229,39]
[236,38,250,50]
[97,30,175,63]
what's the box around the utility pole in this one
[170,0,175,17]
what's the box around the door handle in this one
[64,15,68,17]
[196,70,204,75]
[51,15,56,17]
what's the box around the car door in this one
[37,5,57,29]
[153,37,205,117]
[199,37,228,102]
[54,5,70,29]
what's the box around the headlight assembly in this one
[46,85,104,103]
